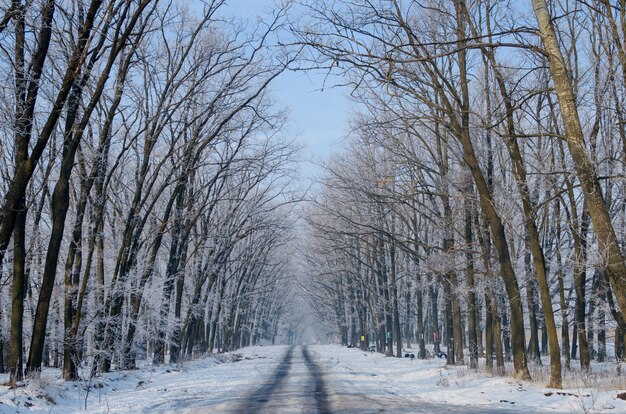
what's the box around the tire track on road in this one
[236,345,294,412]
[302,345,333,414]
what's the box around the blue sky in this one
[222,0,351,181]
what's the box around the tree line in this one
[298,0,626,389]
[0,0,300,383]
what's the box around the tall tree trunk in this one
[411,210,427,359]
[464,191,478,369]
[389,236,402,359]
[154,186,186,364]
[429,285,440,353]
[7,1,41,384]
[8,206,26,383]
[526,272,541,363]
[404,286,411,349]
[485,293,493,372]
[572,204,591,370]
[571,320,578,360]
[444,285,454,365]
[555,200,571,369]
[597,272,607,363]
[489,289,505,375]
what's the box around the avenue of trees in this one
[1,0,626,393]
[299,0,626,389]
[0,0,300,383]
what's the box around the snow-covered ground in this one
[0,345,624,413]
[0,346,288,413]
[316,346,626,413]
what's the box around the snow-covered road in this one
[169,345,523,414]
[217,345,331,413]
[1,344,624,413]
[179,345,623,414]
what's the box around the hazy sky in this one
[222,0,351,181]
